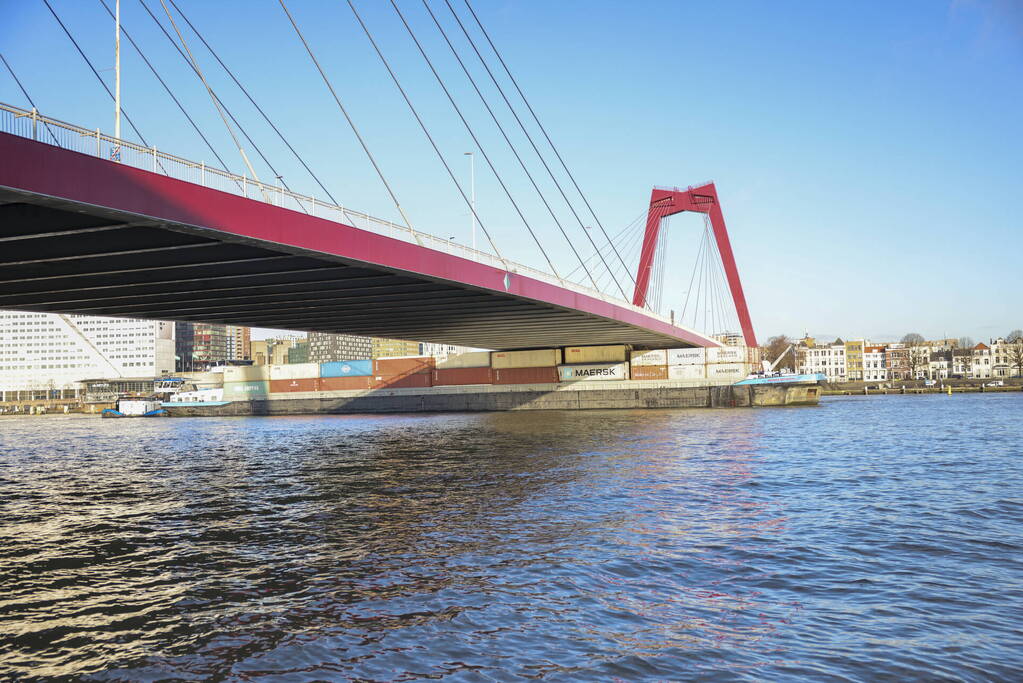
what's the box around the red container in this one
[630,365,668,380]
[493,367,559,385]
[269,378,319,393]
[373,357,435,376]
[319,376,374,391]
[373,373,433,389]
[433,367,494,386]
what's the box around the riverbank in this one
[822,380,1022,396]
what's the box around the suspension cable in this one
[166,0,341,206]
[0,52,59,144]
[563,208,645,281]
[420,1,603,293]
[439,0,629,297]
[342,0,503,257]
[277,0,416,231]
[460,0,635,286]
[156,0,261,183]
[384,0,560,278]
[41,0,150,146]
[96,0,232,174]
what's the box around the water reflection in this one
[2,396,1021,680]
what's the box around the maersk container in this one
[269,378,319,393]
[269,362,320,380]
[630,350,668,367]
[558,363,629,382]
[222,380,269,399]
[373,356,435,376]
[667,364,705,380]
[667,348,706,366]
[223,365,269,383]
[630,365,669,380]
[320,360,372,378]
[491,349,562,369]
[563,345,628,364]
[493,366,559,385]
[706,347,746,364]
[436,351,492,369]
[433,367,494,386]
[706,363,748,380]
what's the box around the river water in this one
[1,393,1021,681]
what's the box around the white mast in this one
[114,0,121,141]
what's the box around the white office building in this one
[0,311,175,400]
[797,338,847,382]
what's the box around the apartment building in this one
[0,311,174,401]
[863,345,887,382]
[308,332,372,363]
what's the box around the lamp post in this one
[464,151,475,251]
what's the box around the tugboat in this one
[101,395,168,418]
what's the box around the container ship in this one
[162,344,820,417]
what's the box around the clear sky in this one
[2,1,1020,344]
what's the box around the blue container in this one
[320,360,372,378]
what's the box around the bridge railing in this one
[0,102,675,325]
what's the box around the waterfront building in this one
[308,332,372,363]
[713,331,745,347]
[845,339,865,381]
[970,343,993,379]
[251,337,302,366]
[952,349,973,377]
[990,337,1021,378]
[863,345,887,382]
[288,341,310,364]
[797,337,847,382]
[372,338,422,358]
[175,322,235,371]
[227,326,251,361]
[885,346,911,381]
[928,350,952,379]
[0,311,174,401]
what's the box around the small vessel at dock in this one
[101,397,168,418]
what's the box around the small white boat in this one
[102,397,168,418]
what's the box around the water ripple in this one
[0,394,1021,680]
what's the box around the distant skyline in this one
[2,1,1019,342]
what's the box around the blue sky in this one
[2,1,1020,343]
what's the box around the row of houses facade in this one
[794,336,1023,383]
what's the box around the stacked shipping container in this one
[240,343,760,401]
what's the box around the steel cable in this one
[166,0,341,206]
[0,52,60,144]
[384,0,561,277]
[426,0,620,297]
[277,0,417,232]
[343,0,504,258]
[459,0,635,286]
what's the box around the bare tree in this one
[1007,329,1023,343]
[763,335,795,369]
[1009,341,1023,378]
[902,333,926,379]
[957,336,975,349]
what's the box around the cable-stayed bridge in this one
[0,1,757,351]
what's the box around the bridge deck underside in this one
[0,192,695,350]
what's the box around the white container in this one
[667,348,706,365]
[557,363,629,382]
[631,349,668,367]
[706,347,746,364]
[269,362,320,380]
[705,363,748,380]
[668,364,705,380]
[223,365,269,382]
[436,351,492,369]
